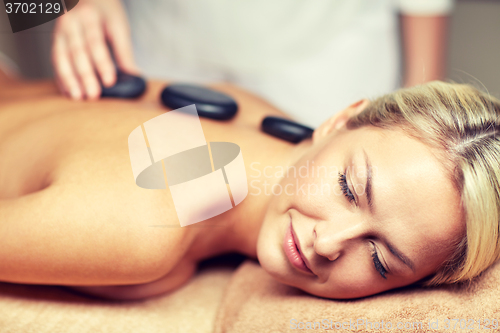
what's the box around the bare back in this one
[0,78,292,297]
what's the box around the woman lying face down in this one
[0,77,498,300]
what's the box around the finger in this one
[105,17,139,74]
[81,11,116,87]
[55,76,70,98]
[52,32,83,100]
[65,18,101,100]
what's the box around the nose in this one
[313,218,364,261]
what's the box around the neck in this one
[186,137,313,261]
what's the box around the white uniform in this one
[122,0,453,127]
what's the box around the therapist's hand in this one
[401,14,449,87]
[52,0,138,100]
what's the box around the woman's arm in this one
[69,259,196,300]
[0,183,186,287]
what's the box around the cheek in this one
[324,258,381,296]
[305,250,395,299]
[278,163,340,219]
[256,208,289,278]
[314,257,426,299]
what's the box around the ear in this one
[312,99,370,144]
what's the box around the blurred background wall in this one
[0,0,499,97]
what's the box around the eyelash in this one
[371,244,388,279]
[338,172,356,204]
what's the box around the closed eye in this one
[371,242,388,279]
[338,171,356,204]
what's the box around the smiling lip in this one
[283,221,313,274]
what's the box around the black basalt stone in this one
[100,71,147,99]
[261,116,314,143]
[161,84,238,120]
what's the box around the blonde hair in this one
[346,81,500,286]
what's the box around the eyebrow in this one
[362,149,416,273]
[363,149,374,214]
[385,240,416,272]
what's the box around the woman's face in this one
[257,108,464,299]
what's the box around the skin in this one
[0,75,296,299]
[402,15,449,87]
[0,73,464,300]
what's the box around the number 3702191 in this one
[5,2,62,14]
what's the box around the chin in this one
[257,251,321,297]
[257,230,282,276]
[257,234,334,298]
